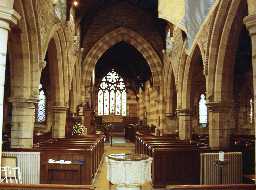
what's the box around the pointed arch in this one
[181,46,205,109]
[207,0,244,102]
[82,27,162,89]
[214,0,244,102]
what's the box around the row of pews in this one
[167,184,256,190]
[37,134,104,185]
[136,132,255,188]
[135,133,208,188]
[0,183,94,190]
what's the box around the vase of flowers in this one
[72,122,87,136]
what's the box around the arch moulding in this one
[82,27,162,88]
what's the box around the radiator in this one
[200,152,242,184]
[2,152,40,184]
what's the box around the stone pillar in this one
[177,108,192,140]
[52,106,67,138]
[10,98,36,148]
[244,6,256,175]
[207,101,233,149]
[0,0,20,149]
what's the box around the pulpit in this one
[106,153,152,190]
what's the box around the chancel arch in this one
[82,27,162,93]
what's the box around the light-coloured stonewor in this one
[0,0,253,159]
[244,0,256,177]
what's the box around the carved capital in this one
[8,97,37,108]
[0,6,20,30]
[176,108,192,116]
[39,60,47,71]
[52,105,68,112]
[206,101,233,112]
[244,14,256,36]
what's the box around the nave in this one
[94,136,155,190]
[0,0,255,189]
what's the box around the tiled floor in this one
[93,137,158,190]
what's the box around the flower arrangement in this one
[72,122,87,136]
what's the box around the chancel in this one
[0,0,255,190]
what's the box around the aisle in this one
[93,137,155,190]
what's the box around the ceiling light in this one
[73,0,78,7]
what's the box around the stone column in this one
[244,3,256,175]
[177,108,192,140]
[0,0,20,149]
[207,101,233,149]
[10,98,36,148]
[52,105,67,138]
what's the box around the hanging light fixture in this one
[73,0,79,7]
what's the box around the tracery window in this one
[199,94,207,128]
[98,70,126,116]
[35,84,46,123]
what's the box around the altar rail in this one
[0,183,94,190]
[167,184,256,190]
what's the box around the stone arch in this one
[45,28,67,106]
[165,70,177,115]
[214,0,245,102]
[181,46,205,109]
[207,0,245,102]
[82,27,162,89]
[9,0,40,98]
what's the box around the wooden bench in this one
[136,134,208,187]
[0,183,94,190]
[39,147,93,185]
[39,135,105,185]
[152,147,201,187]
[167,184,256,190]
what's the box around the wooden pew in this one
[0,183,94,190]
[167,184,256,190]
[152,147,201,188]
[136,133,206,187]
[40,141,98,176]
[39,135,105,185]
[230,135,255,175]
[135,135,179,153]
[39,147,94,185]
[40,135,105,173]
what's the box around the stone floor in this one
[93,137,160,190]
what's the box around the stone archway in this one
[42,26,69,138]
[177,46,205,140]
[82,27,162,92]
[207,0,243,102]
[206,0,247,148]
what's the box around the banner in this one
[158,0,185,31]
[182,0,216,48]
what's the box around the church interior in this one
[0,0,255,189]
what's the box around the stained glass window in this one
[98,70,126,116]
[199,94,207,128]
[36,84,46,123]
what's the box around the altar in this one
[106,153,152,190]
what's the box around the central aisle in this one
[93,137,155,190]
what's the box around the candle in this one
[219,151,224,161]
